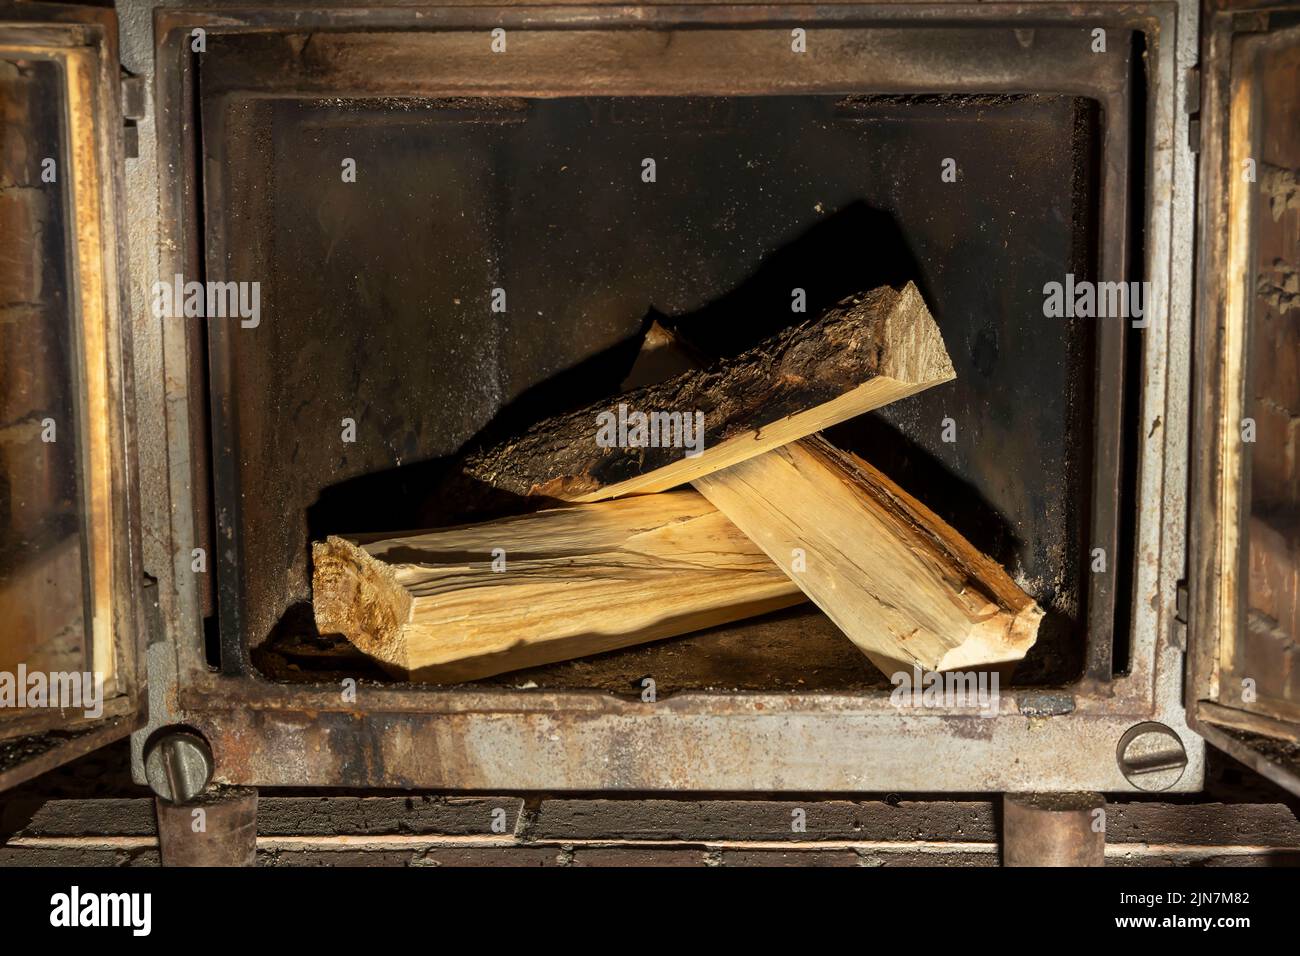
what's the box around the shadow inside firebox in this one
[306,202,938,536]
[663,201,936,360]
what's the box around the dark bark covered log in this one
[460,281,954,503]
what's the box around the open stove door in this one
[1188,1,1300,795]
[0,2,145,791]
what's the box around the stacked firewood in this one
[312,282,1042,682]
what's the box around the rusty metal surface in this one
[125,1,1203,794]
[1218,17,1300,731]
[0,2,147,785]
[0,717,137,793]
[11,740,1292,866]
[180,703,1209,792]
[1003,791,1106,865]
[1192,719,1300,797]
[154,786,257,866]
[1187,5,1300,795]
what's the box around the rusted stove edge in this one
[128,0,1197,794]
[171,706,1204,792]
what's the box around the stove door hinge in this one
[1185,65,1201,154]
[1171,578,1189,650]
[120,71,146,160]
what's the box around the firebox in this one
[1,0,1298,804]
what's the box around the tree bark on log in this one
[461,281,954,503]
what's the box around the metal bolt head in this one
[144,730,213,804]
[1116,721,1188,791]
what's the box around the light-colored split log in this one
[312,490,805,682]
[693,436,1043,674]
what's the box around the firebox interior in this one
[194,34,1137,693]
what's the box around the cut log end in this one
[312,536,413,673]
[881,281,958,386]
[937,601,1046,673]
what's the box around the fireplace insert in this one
[1,0,1298,808]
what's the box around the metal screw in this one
[1116,721,1188,791]
[144,729,213,804]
